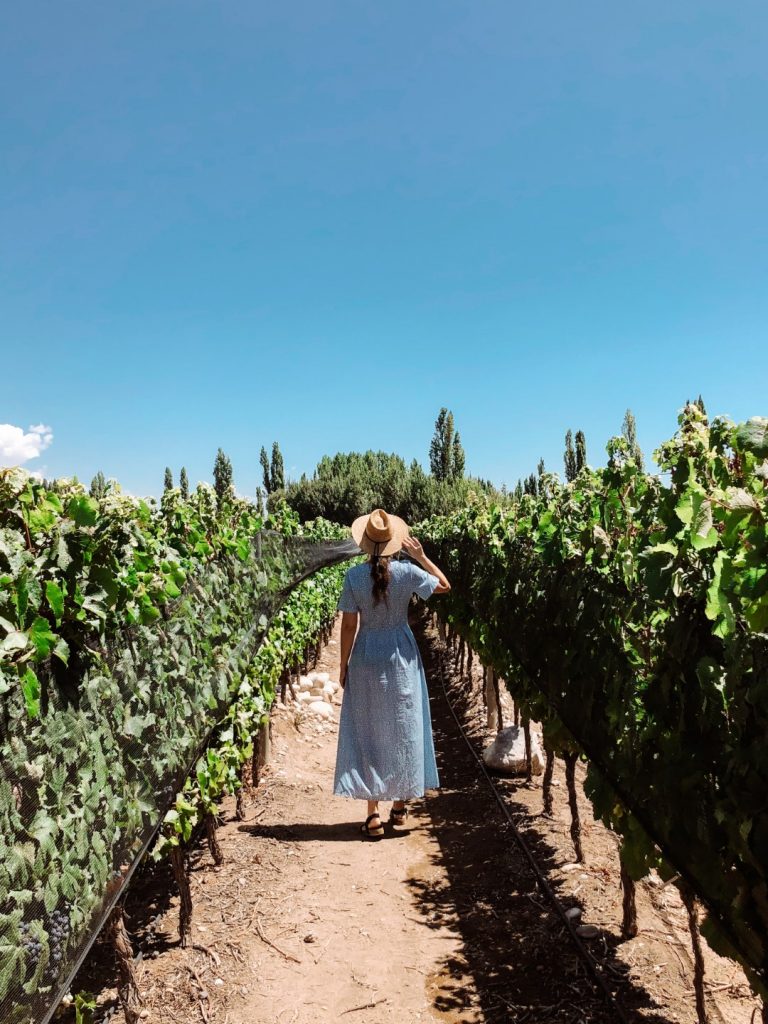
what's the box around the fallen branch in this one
[253,914,302,964]
[341,997,388,1014]
[192,943,221,967]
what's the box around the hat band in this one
[364,527,393,545]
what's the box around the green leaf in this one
[123,712,156,738]
[0,938,25,1002]
[28,616,57,658]
[53,636,70,664]
[639,543,677,600]
[45,580,65,623]
[0,630,29,656]
[20,667,41,717]
[733,416,768,458]
[67,495,99,527]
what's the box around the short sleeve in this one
[410,563,439,601]
[337,570,359,613]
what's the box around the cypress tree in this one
[514,479,524,502]
[213,448,233,505]
[564,430,577,482]
[163,467,173,493]
[90,470,107,499]
[429,408,455,482]
[575,430,587,474]
[259,446,271,493]
[179,467,189,499]
[451,432,466,479]
[270,442,285,491]
[621,410,644,471]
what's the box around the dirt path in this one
[74,611,758,1024]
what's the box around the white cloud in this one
[0,423,54,465]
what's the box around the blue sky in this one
[2,2,767,498]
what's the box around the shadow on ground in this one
[408,608,677,1024]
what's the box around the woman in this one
[333,508,451,838]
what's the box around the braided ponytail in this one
[370,552,391,605]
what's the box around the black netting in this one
[0,531,358,1024]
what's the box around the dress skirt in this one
[333,622,440,801]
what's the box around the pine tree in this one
[575,430,587,474]
[270,442,285,491]
[514,479,524,502]
[213,448,233,505]
[621,409,644,471]
[564,430,577,482]
[90,470,107,499]
[696,394,708,417]
[179,467,189,499]
[163,467,173,493]
[451,432,466,479]
[260,446,271,493]
[524,473,538,497]
[429,408,455,482]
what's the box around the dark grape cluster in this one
[19,921,44,971]
[46,909,71,973]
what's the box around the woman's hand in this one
[402,534,426,562]
[340,667,347,690]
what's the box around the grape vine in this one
[419,406,768,997]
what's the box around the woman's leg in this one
[390,800,408,829]
[367,799,380,822]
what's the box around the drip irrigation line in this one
[433,635,633,1024]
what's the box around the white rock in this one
[299,676,314,691]
[314,672,330,684]
[308,701,333,719]
[482,725,544,776]
[297,691,314,703]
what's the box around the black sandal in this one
[389,806,408,830]
[361,813,385,838]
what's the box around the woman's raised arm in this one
[401,536,451,594]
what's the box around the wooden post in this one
[205,811,224,866]
[542,745,555,817]
[485,667,499,732]
[620,858,639,939]
[681,884,708,1024]
[493,673,504,732]
[236,759,248,820]
[563,752,584,863]
[258,717,271,770]
[170,844,193,946]
[522,716,532,783]
[106,904,142,1024]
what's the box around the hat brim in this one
[351,513,410,556]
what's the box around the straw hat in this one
[351,508,410,556]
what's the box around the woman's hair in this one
[370,553,391,605]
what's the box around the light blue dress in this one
[333,559,441,801]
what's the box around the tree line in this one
[84,402,673,523]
